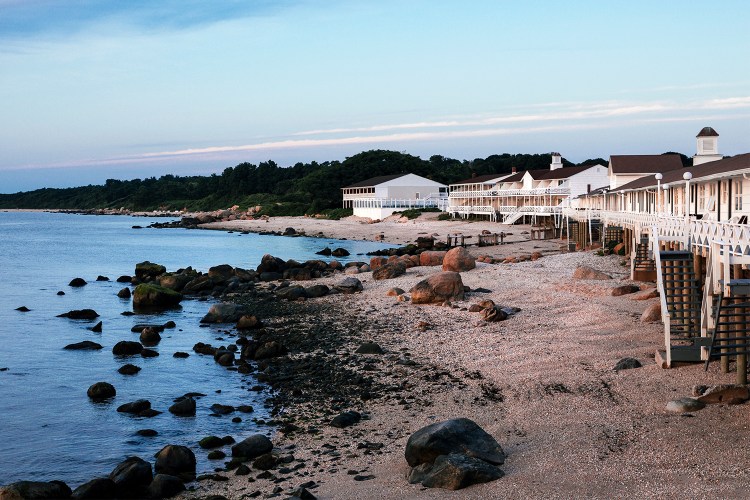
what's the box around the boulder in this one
[132,284,183,311]
[316,247,332,256]
[69,278,87,287]
[369,257,388,270]
[146,474,185,499]
[416,236,435,249]
[70,477,116,499]
[200,303,248,323]
[334,277,363,294]
[480,307,508,322]
[169,397,196,416]
[614,358,642,371]
[157,274,193,292]
[632,288,659,300]
[330,410,361,428]
[252,453,278,470]
[154,445,196,481]
[331,248,350,257]
[118,364,141,375]
[275,286,307,301]
[117,400,151,414]
[572,266,611,280]
[666,397,706,413]
[139,328,161,345]
[420,250,447,267]
[372,261,407,280]
[116,275,132,283]
[57,309,99,320]
[87,382,116,401]
[442,247,476,272]
[182,275,215,293]
[404,418,505,467]
[253,341,288,360]
[304,284,330,298]
[256,254,286,274]
[0,481,72,499]
[355,342,384,355]
[386,287,405,297]
[208,264,235,283]
[109,456,153,498]
[199,436,224,449]
[113,341,144,356]
[134,261,166,280]
[236,315,262,330]
[90,321,103,333]
[231,434,273,459]
[641,302,661,322]
[64,341,102,350]
[410,272,465,305]
[283,268,313,281]
[611,284,641,296]
[696,385,750,405]
[408,453,504,490]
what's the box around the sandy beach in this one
[173,215,750,499]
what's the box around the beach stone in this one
[113,341,143,356]
[572,266,611,280]
[480,306,508,322]
[304,284,330,298]
[199,436,225,449]
[236,315,262,329]
[344,266,359,275]
[90,321,102,333]
[207,450,226,460]
[666,397,706,413]
[386,287,405,297]
[64,341,102,350]
[15,306,30,312]
[256,254,286,274]
[696,385,750,404]
[158,273,193,292]
[69,277,87,287]
[132,283,182,311]
[356,342,384,355]
[118,364,141,375]
[182,274,215,293]
[284,267,313,281]
[316,247,332,256]
[231,434,273,459]
[331,248,350,257]
[614,357,642,371]
[134,261,166,280]
[130,323,165,333]
[334,277,363,294]
[410,272,465,305]
[154,445,196,481]
[253,341,288,360]
[139,327,161,346]
[210,404,235,415]
[329,260,343,271]
[70,477,116,499]
[369,256,388,270]
[57,309,99,320]
[117,399,151,414]
[442,247,476,272]
[117,275,132,283]
[208,264,235,283]
[109,456,153,498]
[611,284,641,296]
[146,474,185,499]
[405,418,505,467]
[259,271,283,281]
[173,352,189,358]
[632,288,659,300]
[252,453,278,470]
[169,397,196,416]
[137,429,158,437]
[200,302,248,323]
[96,275,109,281]
[0,481,72,499]
[87,382,116,401]
[409,453,504,490]
[420,250,447,267]
[276,285,307,300]
[289,486,317,499]
[641,302,661,322]
[330,410,361,428]
[372,261,406,280]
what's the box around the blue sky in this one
[1,0,748,193]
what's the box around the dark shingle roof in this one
[452,173,510,185]
[342,174,409,189]
[536,165,596,180]
[612,153,750,192]
[609,154,683,174]
[697,127,719,137]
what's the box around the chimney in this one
[511,167,517,174]
[550,152,562,170]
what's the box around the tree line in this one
[0,150,609,215]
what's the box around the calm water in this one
[0,211,393,487]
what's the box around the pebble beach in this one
[172,214,750,499]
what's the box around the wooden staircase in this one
[631,237,656,281]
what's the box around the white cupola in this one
[550,152,562,170]
[693,127,721,166]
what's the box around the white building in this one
[341,173,447,219]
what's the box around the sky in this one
[0,0,748,193]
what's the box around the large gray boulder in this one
[0,480,72,499]
[70,477,116,499]
[231,434,273,459]
[333,277,363,294]
[408,453,504,490]
[87,382,116,401]
[132,284,183,311]
[146,474,185,498]
[108,456,152,498]
[134,261,166,280]
[405,418,505,467]
[200,303,248,323]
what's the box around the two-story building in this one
[341,173,447,220]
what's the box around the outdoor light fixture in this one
[683,171,693,218]
[655,173,663,214]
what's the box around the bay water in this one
[0,211,393,486]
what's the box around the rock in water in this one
[154,445,196,481]
[112,341,144,356]
[15,306,30,312]
[90,321,103,333]
[87,382,116,401]
[64,341,103,350]
[117,399,151,414]
[132,283,182,311]
[442,247,476,272]
[169,397,196,416]
[69,277,87,287]
[405,418,505,467]
[117,287,132,299]
[139,327,161,345]
[231,434,273,459]
[408,453,504,490]
[118,364,141,375]
[57,309,99,320]
[134,261,166,280]
[70,477,116,499]
[410,272,465,305]
[0,480,72,499]
[109,456,153,498]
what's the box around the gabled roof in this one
[535,165,598,180]
[609,154,683,174]
[697,127,719,137]
[612,153,750,192]
[343,173,409,189]
[452,173,511,185]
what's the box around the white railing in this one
[449,186,570,198]
[352,196,447,210]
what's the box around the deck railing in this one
[449,187,570,198]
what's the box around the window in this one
[735,179,743,211]
[698,185,706,211]
[722,181,728,204]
